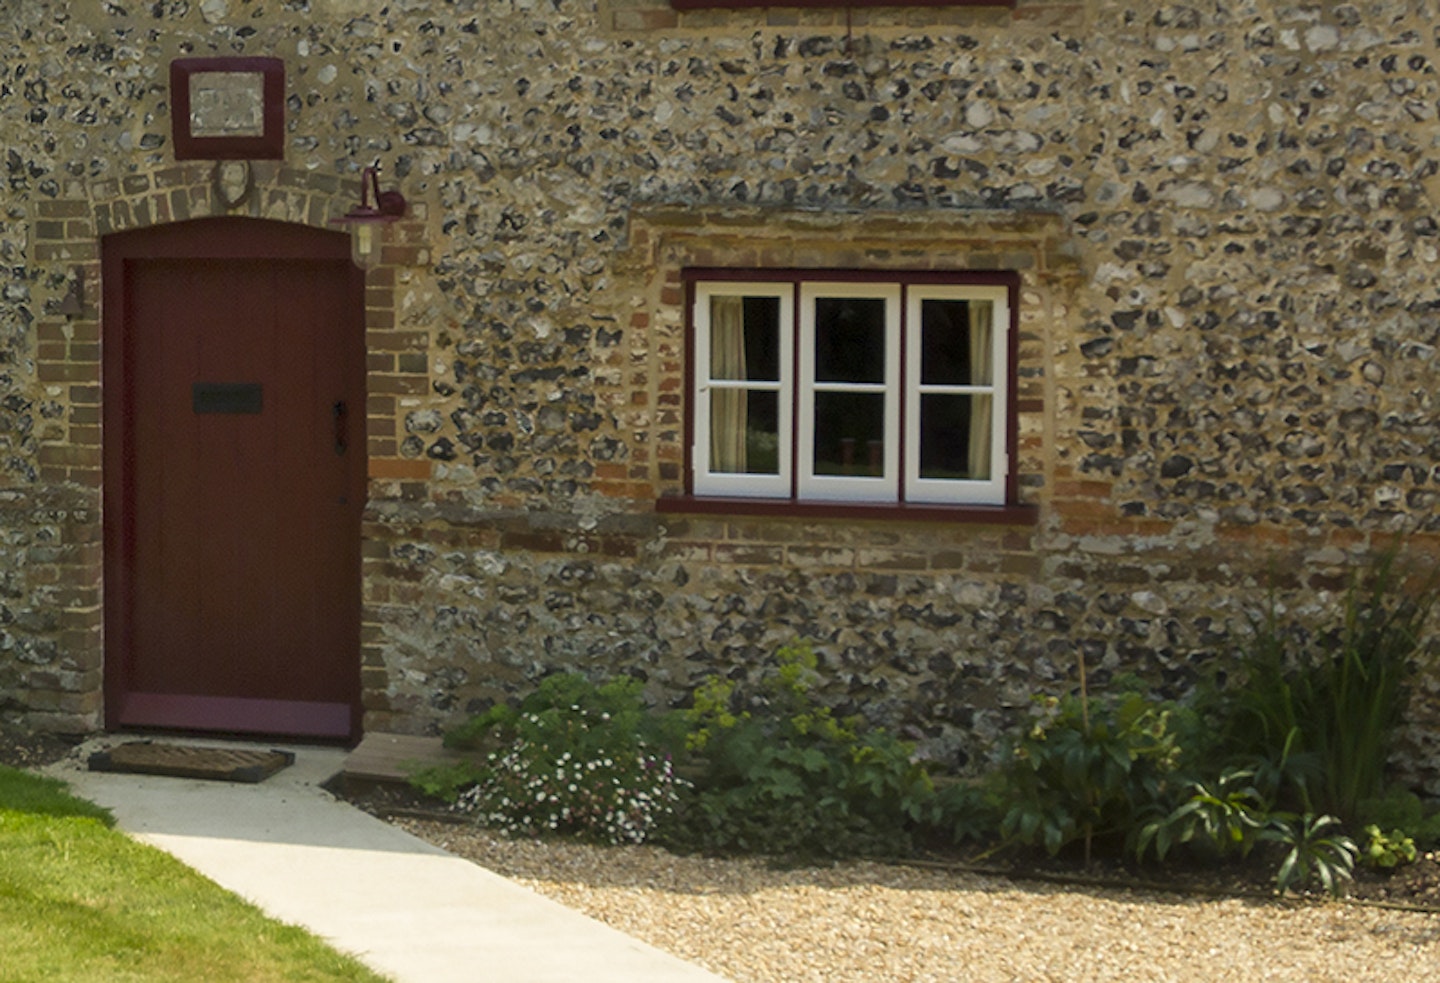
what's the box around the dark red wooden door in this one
[103,218,365,740]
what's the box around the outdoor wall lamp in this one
[331,163,407,270]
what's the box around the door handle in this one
[332,400,348,455]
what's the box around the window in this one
[688,272,1015,508]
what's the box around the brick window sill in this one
[655,495,1038,525]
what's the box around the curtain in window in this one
[968,300,993,480]
[710,296,748,473]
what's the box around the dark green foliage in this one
[1136,767,1268,864]
[416,654,954,857]
[996,691,1182,860]
[407,760,482,803]
[657,642,943,858]
[1217,548,1438,825]
[1261,813,1357,897]
[442,672,663,755]
[933,780,1003,847]
[1121,548,1439,894]
[1356,786,1440,850]
[1318,554,1437,820]
[413,572,1440,892]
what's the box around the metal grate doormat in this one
[87,742,295,783]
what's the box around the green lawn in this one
[0,766,390,983]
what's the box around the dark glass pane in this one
[814,296,885,383]
[710,389,779,474]
[710,295,780,382]
[919,394,992,480]
[920,298,973,386]
[744,296,781,381]
[812,391,885,477]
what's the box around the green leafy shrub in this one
[1136,767,1268,864]
[1360,825,1417,870]
[408,760,485,804]
[1132,767,1371,896]
[659,641,941,858]
[1356,785,1440,850]
[997,690,1183,861]
[425,673,686,845]
[933,779,1004,847]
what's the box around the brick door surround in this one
[26,162,426,733]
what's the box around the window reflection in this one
[813,392,885,477]
[814,297,885,384]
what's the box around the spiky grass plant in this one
[1224,547,1439,825]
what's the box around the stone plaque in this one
[189,72,266,138]
[171,57,285,160]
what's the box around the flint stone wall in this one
[1,1,1439,785]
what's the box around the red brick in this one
[1053,479,1113,500]
[369,458,431,480]
[369,374,428,395]
[367,331,429,352]
[612,8,678,29]
[595,480,652,499]
[37,363,97,383]
[38,445,99,467]
[37,201,89,218]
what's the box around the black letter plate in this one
[193,382,263,414]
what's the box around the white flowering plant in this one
[441,673,687,845]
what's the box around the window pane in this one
[814,296,885,383]
[919,393,992,480]
[921,298,992,386]
[710,389,780,474]
[710,295,780,382]
[812,391,885,477]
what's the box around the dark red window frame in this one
[658,268,1037,525]
[672,1,1015,9]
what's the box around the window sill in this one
[655,495,1038,525]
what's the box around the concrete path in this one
[45,739,729,983]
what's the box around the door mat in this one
[87,742,295,783]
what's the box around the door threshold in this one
[115,692,355,741]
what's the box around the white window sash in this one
[797,283,901,502]
[904,285,1009,505]
[692,282,793,498]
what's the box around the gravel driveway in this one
[397,819,1440,983]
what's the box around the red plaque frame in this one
[171,57,285,161]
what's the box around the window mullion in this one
[789,280,801,500]
[898,284,907,504]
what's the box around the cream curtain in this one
[710,296,748,473]
[967,300,994,480]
